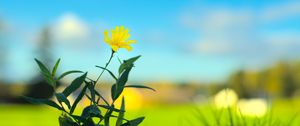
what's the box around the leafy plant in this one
[193,105,299,126]
[24,26,155,126]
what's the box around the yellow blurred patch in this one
[113,88,144,110]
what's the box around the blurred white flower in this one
[214,88,238,109]
[237,98,268,117]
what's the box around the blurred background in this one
[1,0,300,126]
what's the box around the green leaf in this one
[95,66,117,81]
[121,117,145,126]
[70,115,86,123]
[104,106,113,126]
[58,70,83,80]
[93,89,109,105]
[35,58,51,75]
[55,93,71,109]
[87,81,96,103]
[116,97,125,126]
[98,105,124,112]
[125,85,156,92]
[52,58,61,78]
[34,58,55,87]
[59,115,79,126]
[112,67,132,101]
[23,96,63,111]
[118,55,141,74]
[70,84,88,114]
[83,118,96,126]
[81,105,102,119]
[112,56,140,101]
[63,72,87,97]
[111,84,121,101]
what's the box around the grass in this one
[0,99,299,126]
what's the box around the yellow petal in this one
[104,30,109,36]
[124,30,130,40]
[120,26,125,32]
[103,30,111,43]
[121,45,132,51]
[111,45,119,52]
[126,40,136,44]
[103,26,136,52]
[115,26,120,33]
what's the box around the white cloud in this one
[266,32,300,46]
[52,13,90,42]
[262,2,300,22]
[181,8,257,55]
[190,39,233,54]
[141,29,166,43]
[180,8,254,31]
[180,2,300,58]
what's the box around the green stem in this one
[95,50,114,125]
[99,100,116,125]
[95,50,115,84]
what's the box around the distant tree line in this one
[228,61,300,98]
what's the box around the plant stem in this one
[95,50,115,84]
[99,100,116,125]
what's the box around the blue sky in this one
[1,0,300,83]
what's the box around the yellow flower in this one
[103,26,136,52]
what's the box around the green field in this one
[0,99,300,126]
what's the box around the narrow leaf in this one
[23,96,63,111]
[34,58,55,87]
[95,66,117,80]
[125,85,156,92]
[111,84,116,101]
[121,117,145,126]
[116,97,125,126]
[63,72,87,97]
[98,105,124,112]
[58,70,83,80]
[52,58,61,78]
[83,118,96,126]
[118,55,141,74]
[81,105,101,119]
[113,68,132,101]
[71,115,86,123]
[93,89,109,105]
[59,115,79,126]
[70,85,88,114]
[86,81,96,103]
[55,93,71,109]
[35,58,51,75]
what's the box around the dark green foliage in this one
[55,93,71,109]
[63,73,87,97]
[116,97,125,126]
[125,85,156,92]
[96,66,117,81]
[52,58,61,77]
[70,85,88,114]
[59,115,79,126]
[34,58,56,87]
[81,105,102,119]
[58,70,83,80]
[112,67,132,101]
[24,55,154,126]
[121,117,145,126]
[118,55,140,74]
[23,96,63,111]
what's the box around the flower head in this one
[214,88,238,109]
[103,26,136,52]
[237,98,268,117]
